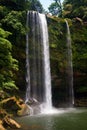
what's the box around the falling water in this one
[65,20,74,106]
[26,11,31,103]
[26,11,52,114]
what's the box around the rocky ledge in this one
[0,109,21,130]
[0,96,30,129]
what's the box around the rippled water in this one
[14,108,87,130]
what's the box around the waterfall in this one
[26,11,31,103]
[65,20,74,106]
[26,11,52,114]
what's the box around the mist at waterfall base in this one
[25,11,74,115]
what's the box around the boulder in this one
[0,96,31,116]
[0,109,21,129]
[0,96,21,115]
[0,120,6,130]
[3,116,21,129]
[0,124,6,130]
[17,103,30,116]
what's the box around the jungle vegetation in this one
[0,0,87,105]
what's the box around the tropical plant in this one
[63,0,87,20]
[48,0,62,17]
[0,28,18,92]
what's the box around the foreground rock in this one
[75,99,87,107]
[26,98,41,115]
[0,96,21,115]
[0,109,21,129]
[0,96,30,129]
[3,116,21,129]
[0,120,6,130]
[17,103,30,116]
[0,96,30,116]
[0,96,37,129]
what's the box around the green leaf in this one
[3,81,18,90]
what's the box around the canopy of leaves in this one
[0,28,18,92]
[0,0,44,12]
[0,2,27,91]
[28,0,44,13]
[48,0,62,17]
[1,11,26,35]
[0,0,26,11]
[63,0,87,20]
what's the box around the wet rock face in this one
[17,103,30,116]
[25,98,41,115]
[26,98,39,105]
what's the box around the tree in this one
[29,0,44,13]
[48,0,62,17]
[0,10,27,90]
[0,28,18,92]
[0,0,26,11]
[63,0,87,20]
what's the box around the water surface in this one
[15,108,87,130]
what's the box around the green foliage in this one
[0,28,18,92]
[0,0,26,11]
[3,81,18,90]
[77,86,87,93]
[0,2,27,91]
[0,0,44,12]
[73,43,87,72]
[0,0,87,100]
[0,28,11,38]
[63,4,72,17]
[63,0,87,20]
[63,1,87,98]
[28,0,44,13]
[48,0,62,17]
[48,16,87,99]
[1,11,26,35]
[48,2,59,16]
[0,6,9,19]
[69,21,87,72]
[48,17,67,76]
